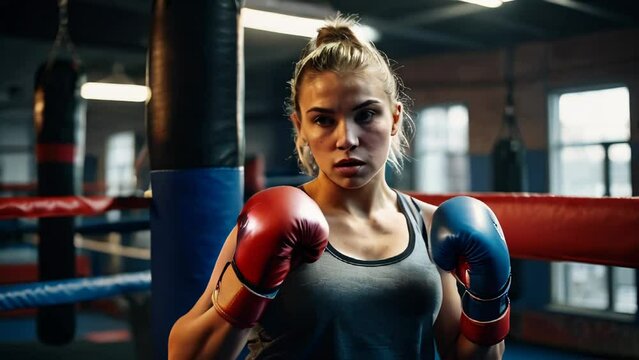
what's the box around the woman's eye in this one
[313,116,334,126]
[355,109,376,123]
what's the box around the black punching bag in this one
[492,49,527,302]
[34,58,86,345]
[492,95,528,193]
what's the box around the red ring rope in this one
[0,196,150,219]
[1,193,637,268]
[409,192,639,268]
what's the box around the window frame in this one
[105,130,136,197]
[547,83,636,317]
[412,102,470,193]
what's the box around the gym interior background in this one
[0,0,638,359]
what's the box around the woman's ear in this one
[391,103,402,136]
[290,113,302,132]
[291,113,307,146]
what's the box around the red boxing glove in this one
[212,186,329,328]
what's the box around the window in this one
[106,131,136,197]
[549,86,635,314]
[0,110,34,189]
[414,104,469,193]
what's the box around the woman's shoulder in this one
[395,190,437,223]
[411,197,436,214]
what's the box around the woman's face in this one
[294,70,400,189]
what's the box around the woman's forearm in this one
[454,335,505,360]
[168,307,250,360]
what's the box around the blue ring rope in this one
[0,271,151,311]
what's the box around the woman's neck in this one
[303,173,396,217]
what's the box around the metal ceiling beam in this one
[75,0,151,14]
[400,3,487,26]
[543,0,636,25]
[245,0,334,18]
[246,0,485,52]
[477,14,550,38]
[400,2,549,39]
[364,16,485,50]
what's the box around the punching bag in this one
[492,50,527,301]
[147,0,244,358]
[492,99,528,193]
[34,58,86,345]
[493,48,527,193]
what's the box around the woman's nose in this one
[336,120,359,151]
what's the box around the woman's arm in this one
[168,186,329,360]
[434,270,505,360]
[167,226,250,360]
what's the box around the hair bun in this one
[315,25,362,48]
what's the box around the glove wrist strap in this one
[212,262,274,328]
[462,275,511,321]
[461,300,510,346]
[229,261,279,299]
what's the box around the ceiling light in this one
[80,63,150,102]
[242,8,379,42]
[80,83,150,102]
[458,0,510,8]
[81,10,381,103]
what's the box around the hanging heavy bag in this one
[34,58,86,345]
[492,132,528,192]
[491,92,527,302]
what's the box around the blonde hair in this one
[287,15,413,176]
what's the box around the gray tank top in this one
[246,192,443,360]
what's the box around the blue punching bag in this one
[146,0,244,359]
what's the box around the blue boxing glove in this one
[430,196,511,346]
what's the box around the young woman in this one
[168,16,510,360]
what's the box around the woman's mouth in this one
[334,158,365,176]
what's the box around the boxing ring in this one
[0,195,152,311]
[1,0,637,359]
